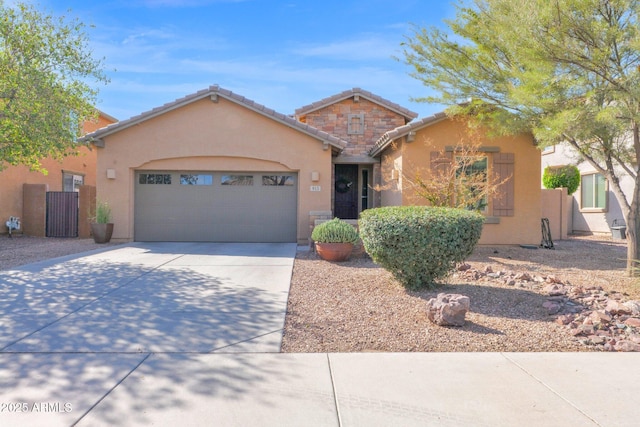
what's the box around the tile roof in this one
[294,88,418,120]
[80,85,348,151]
[369,111,449,157]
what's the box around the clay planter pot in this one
[315,242,354,262]
[91,223,114,244]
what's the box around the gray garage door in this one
[135,171,297,242]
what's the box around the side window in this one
[62,172,84,192]
[581,173,607,210]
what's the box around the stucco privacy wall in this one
[96,96,332,243]
[0,113,114,233]
[379,118,541,245]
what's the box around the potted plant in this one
[90,200,114,243]
[311,218,359,262]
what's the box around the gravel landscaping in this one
[281,235,640,353]
[0,235,123,271]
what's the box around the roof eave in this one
[369,112,449,157]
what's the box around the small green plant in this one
[543,165,580,195]
[311,218,359,244]
[92,200,112,224]
[359,206,484,289]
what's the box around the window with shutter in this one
[492,153,514,216]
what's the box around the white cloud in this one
[291,35,402,61]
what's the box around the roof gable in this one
[81,85,348,152]
[295,88,418,121]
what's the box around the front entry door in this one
[334,164,358,219]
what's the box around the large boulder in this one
[426,293,470,327]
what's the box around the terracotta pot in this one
[91,223,114,244]
[315,242,354,262]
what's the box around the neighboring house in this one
[82,85,541,245]
[541,144,632,234]
[0,111,117,235]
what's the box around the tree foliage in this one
[402,0,640,274]
[0,1,109,172]
[543,165,581,195]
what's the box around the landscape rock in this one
[543,300,562,315]
[624,300,640,315]
[426,293,470,327]
[614,340,640,352]
[544,284,566,296]
[624,317,640,328]
[450,263,640,351]
[606,299,632,315]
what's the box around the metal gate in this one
[46,192,79,237]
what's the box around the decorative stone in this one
[545,284,566,296]
[624,301,640,315]
[556,314,574,325]
[514,272,532,281]
[624,317,640,328]
[614,340,640,352]
[589,310,612,325]
[543,300,562,315]
[426,293,470,327]
[606,300,632,315]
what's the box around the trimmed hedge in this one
[359,206,484,289]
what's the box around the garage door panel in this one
[135,171,297,242]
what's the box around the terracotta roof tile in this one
[81,85,348,151]
[295,88,418,120]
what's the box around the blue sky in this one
[25,0,457,121]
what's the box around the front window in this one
[455,155,488,212]
[581,173,607,210]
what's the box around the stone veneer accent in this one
[302,98,407,159]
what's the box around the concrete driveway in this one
[0,242,297,426]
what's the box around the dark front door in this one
[334,164,358,219]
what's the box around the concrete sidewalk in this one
[0,352,638,426]
[1,243,638,426]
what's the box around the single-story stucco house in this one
[82,85,541,245]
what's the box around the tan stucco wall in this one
[378,118,541,245]
[541,188,570,240]
[96,97,332,243]
[380,143,403,206]
[0,113,114,233]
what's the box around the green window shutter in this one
[493,153,514,217]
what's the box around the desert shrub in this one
[311,217,359,244]
[542,165,580,195]
[359,206,484,289]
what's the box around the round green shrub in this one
[542,165,580,195]
[359,206,484,290]
[311,218,359,244]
